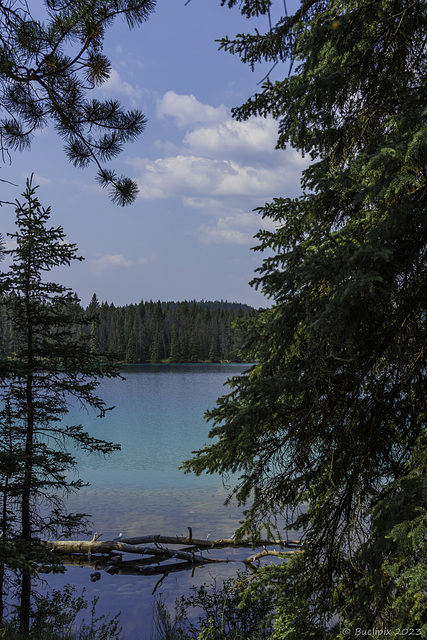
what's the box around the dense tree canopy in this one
[0,296,253,364]
[0,0,155,205]
[185,0,427,636]
[85,298,253,363]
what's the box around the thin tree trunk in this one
[20,243,34,634]
[20,372,34,633]
[0,564,4,625]
[19,570,31,634]
[21,373,34,542]
[0,470,9,624]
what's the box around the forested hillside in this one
[0,295,255,364]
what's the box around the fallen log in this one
[46,539,220,565]
[43,530,303,586]
[115,533,301,549]
[244,547,302,568]
[46,530,301,557]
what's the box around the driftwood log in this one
[44,528,302,591]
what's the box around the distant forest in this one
[85,296,256,363]
[0,295,256,364]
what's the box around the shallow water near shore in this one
[44,364,252,639]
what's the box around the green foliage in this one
[0,584,122,639]
[335,430,427,636]
[184,0,427,636]
[0,0,155,205]
[87,299,254,364]
[153,571,274,640]
[0,298,254,364]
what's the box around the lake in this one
[45,363,252,639]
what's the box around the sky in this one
[1,0,305,308]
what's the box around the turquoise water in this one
[70,364,247,491]
[46,364,252,639]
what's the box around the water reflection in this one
[46,364,251,639]
[46,486,246,640]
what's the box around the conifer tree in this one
[184,0,427,636]
[169,323,182,363]
[0,0,155,205]
[0,177,120,632]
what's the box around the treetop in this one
[0,0,156,205]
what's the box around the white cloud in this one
[199,225,253,245]
[138,252,158,264]
[184,117,279,158]
[100,68,142,102]
[197,209,268,246]
[91,254,133,272]
[33,128,50,138]
[133,153,303,201]
[22,172,51,186]
[182,196,224,210]
[129,91,308,245]
[157,91,228,127]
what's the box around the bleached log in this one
[44,532,303,578]
[46,534,301,556]
[244,547,301,565]
[107,534,301,549]
[45,539,224,564]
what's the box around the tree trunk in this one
[19,570,31,634]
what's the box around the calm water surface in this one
[46,364,252,639]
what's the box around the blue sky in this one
[1,0,305,308]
